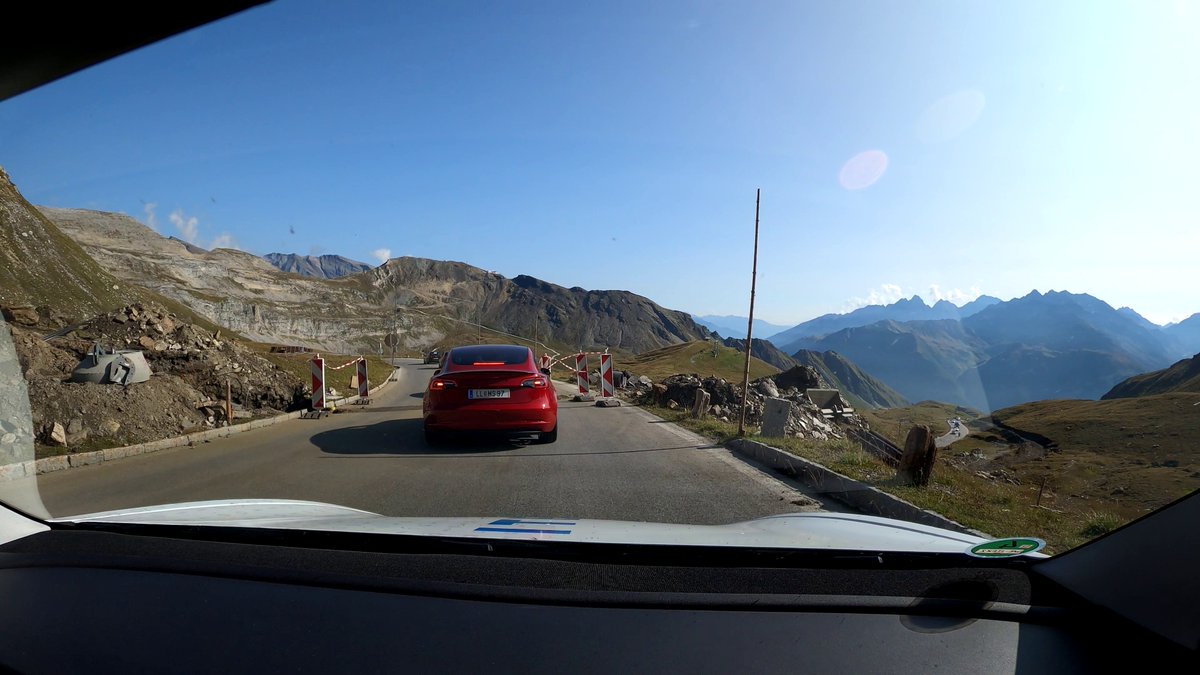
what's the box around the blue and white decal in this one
[474,518,576,535]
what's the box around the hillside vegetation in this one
[1,169,133,315]
[1102,353,1200,399]
[623,341,778,382]
[857,401,983,446]
[966,394,1200,518]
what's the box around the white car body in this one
[52,499,1000,554]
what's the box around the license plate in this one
[468,388,510,400]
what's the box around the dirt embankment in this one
[8,302,305,455]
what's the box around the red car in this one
[422,344,558,445]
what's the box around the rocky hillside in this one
[1102,353,1200,399]
[0,169,133,316]
[263,253,372,279]
[719,336,798,371]
[44,204,709,354]
[11,302,304,452]
[790,350,909,409]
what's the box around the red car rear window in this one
[449,345,531,366]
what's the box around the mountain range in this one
[31,200,708,354]
[263,253,372,279]
[784,291,1198,411]
[719,337,907,409]
[769,294,1001,353]
[693,315,787,340]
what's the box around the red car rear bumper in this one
[424,405,557,432]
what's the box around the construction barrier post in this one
[575,353,589,394]
[599,353,615,397]
[352,360,367,396]
[310,356,326,410]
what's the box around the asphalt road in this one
[935,418,970,449]
[38,360,829,523]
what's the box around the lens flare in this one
[838,150,889,190]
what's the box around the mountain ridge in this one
[1102,353,1200,398]
[38,204,708,355]
[771,293,1001,352]
[263,253,372,279]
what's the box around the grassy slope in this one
[248,344,394,394]
[857,401,984,446]
[1,173,131,314]
[987,394,1200,513]
[623,341,779,382]
[645,404,1137,553]
[1103,354,1200,398]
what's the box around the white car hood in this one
[54,499,991,554]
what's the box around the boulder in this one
[774,366,823,392]
[691,389,711,419]
[2,306,39,326]
[138,336,156,350]
[67,418,83,435]
[100,420,121,436]
[47,422,67,446]
[897,425,938,486]
[753,378,779,399]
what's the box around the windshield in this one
[1,0,1197,557]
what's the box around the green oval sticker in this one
[966,538,1046,558]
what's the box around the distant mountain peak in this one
[263,252,372,279]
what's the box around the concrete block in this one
[0,462,29,481]
[36,456,69,474]
[760,398,793,438]
[68,451,103,468]
[102,447,128,462]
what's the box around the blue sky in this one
[2,1,1197,325]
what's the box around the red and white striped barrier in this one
[356,358,369,398]
[575,353,589,394]
[539,353,552,372]
[599,353,614,397]
[310,356,326,409]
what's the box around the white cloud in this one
[210,233,238,250]
[168,208,199,244]
[142,202,158,230]
[842,283,905,311]
[370,248,392,264]
[928,284,982,305]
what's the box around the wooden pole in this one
[225,379,233,427]
[738,189,761,437]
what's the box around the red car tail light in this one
[520,377,548,389]
[429,378,457,391]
